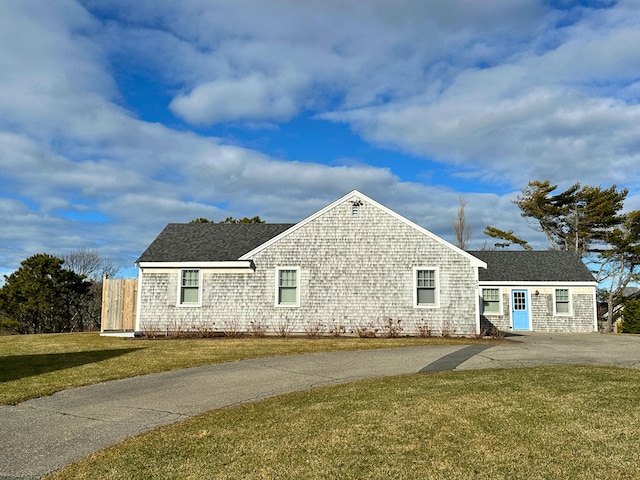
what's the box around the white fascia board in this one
[239,189,487,269]
[134,267,143,332]
[137,261,253,269]
[479,280,597,287]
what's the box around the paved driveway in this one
[459,331,640,370]
[2,332,639,479]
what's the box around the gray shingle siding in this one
[136,192,598,335]
[137,195,481,335]
[474,250,596,333]
[248,199,479,334]
[480,287,596,333]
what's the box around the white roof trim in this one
[137,261,253,269]
[238,190,487,268]
[479,281,597,287]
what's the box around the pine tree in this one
[620,297,640,334]
[0,254,90,333]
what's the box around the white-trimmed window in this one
[555,288,571,315]
[482,288,502,315]
[179,269,201,306]
[414,267,438,307]
[276,267,300,307]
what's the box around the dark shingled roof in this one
[136,223,295,263]
[137,224,597,284]
[469,250,596,283]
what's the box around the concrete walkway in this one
[2,332,640,479]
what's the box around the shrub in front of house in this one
[620,298,640,334]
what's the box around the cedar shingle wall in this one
[480,288,595,332]
[138,198,480,335]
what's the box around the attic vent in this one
[351,199,363,216]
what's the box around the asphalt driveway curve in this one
[1,332,639,479]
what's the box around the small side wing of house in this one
[470,250,598,333]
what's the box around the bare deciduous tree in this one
[61,248,120,331]
[62,248,119,281]
[453,196,473,249]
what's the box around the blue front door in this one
[512,290,530,330]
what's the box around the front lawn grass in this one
[0,332,480,404]
[48,365,640,480]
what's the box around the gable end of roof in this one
[239,190,486,268]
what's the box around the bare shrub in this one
[440,320,457,338]
[168,315,190,338]
[248,320,268,337]
[140,319,164,338]
[473,326,490,340]
[304,320,325,338]
[380,317,403,338]
[221,317,242,338]
[189,315,216,338]
[328,317,347,337]
[273,317,294,337]
[414,319,433,338]
[489,326,506,339]
[352,322,379,338]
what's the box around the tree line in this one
[0,249,118,334]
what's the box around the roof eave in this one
[137,261,254,269]
[479,280,598,286]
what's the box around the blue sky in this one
[1,0,640,279]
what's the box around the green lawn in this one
[0,332,479,404]
[47,365,640,480]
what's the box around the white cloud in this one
[322,1,640,190]
[329,88,640,187]
[84,0,549,125]
[170,72,308,124]
[1,0,639,276]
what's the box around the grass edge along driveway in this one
[47,365,640,480]
[0,332,488,404]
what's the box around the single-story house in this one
[470,250,598,333]
[134,190,598,336]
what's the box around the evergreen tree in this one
[189,216,264,224]
[484,180,627,257]
[0,254,90,333]
[620,297,640,334]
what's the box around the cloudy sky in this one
[2,0,640,278]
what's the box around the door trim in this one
[511,289,531,331]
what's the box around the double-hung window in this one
[482,288,502,314]
[415,268,438,307]
[276,268,299,306]
[555,288,571,315]
[179,269,201,306]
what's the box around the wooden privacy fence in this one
[101,277,138,332]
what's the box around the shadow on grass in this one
[0,348,145,382]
